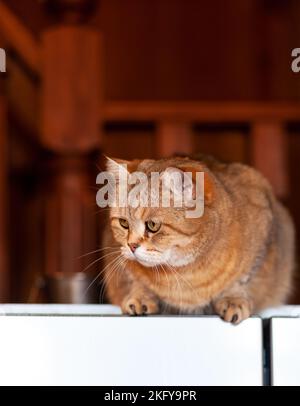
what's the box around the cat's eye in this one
[146,220,161,233]
[119,218,129,229]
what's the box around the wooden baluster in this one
[156,121,193,158]
[41,0,102,302]
[0,2,40,73]
[0,96,9,301]
[250,121,288,199]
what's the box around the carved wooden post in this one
[156,121,193,157]
[250,121,288,199]
[41,0,102,302]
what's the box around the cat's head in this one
[105,157,216,268]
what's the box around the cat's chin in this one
[136,259,161,268]
[121,250,161,267]
[121,246,166,267]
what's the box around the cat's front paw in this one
[214,297,252,325]
[122,295,159,316]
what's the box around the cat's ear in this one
[161,167,190,198]
[189,169,215,206]
[203,172,214,205]
[105,156,130,179]
[162,166,215,206]
[160,167,198,209]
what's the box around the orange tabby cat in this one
[102,155,295,324]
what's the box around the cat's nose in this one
[128,243,140,253]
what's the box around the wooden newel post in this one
[41,0,102,302]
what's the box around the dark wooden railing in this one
[103,101,298,197]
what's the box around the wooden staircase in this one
[0,0,299,302]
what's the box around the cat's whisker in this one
[164,263,183,311]
[102,257,126,302]
[83,255,122,299]
[166,261,199,299]
[99,266,115,304]
[77,246,116,259]
[82,250,121,273]
[94,207,114,214]
[100,256,127,303]
[166,263,186,312]
[159,263,172,303]
[166,261,201,314]
[159,264,167,307]
[154,265,160,288]
[116,257,127,288]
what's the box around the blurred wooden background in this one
[0,0,300,303]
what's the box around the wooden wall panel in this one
[103,130,154,160]
[0,98,9,301]
[259,1,299,100]
[99,0,261,101]
[4,0,300,102]
[194,131,248,163]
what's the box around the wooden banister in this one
[103,101,297,199]
[103,101,300,123]
[0,2,40,73]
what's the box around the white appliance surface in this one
[0,307,263,386]
[0,304,122,316]
[259,305,300,319]
[270,318,300,386]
